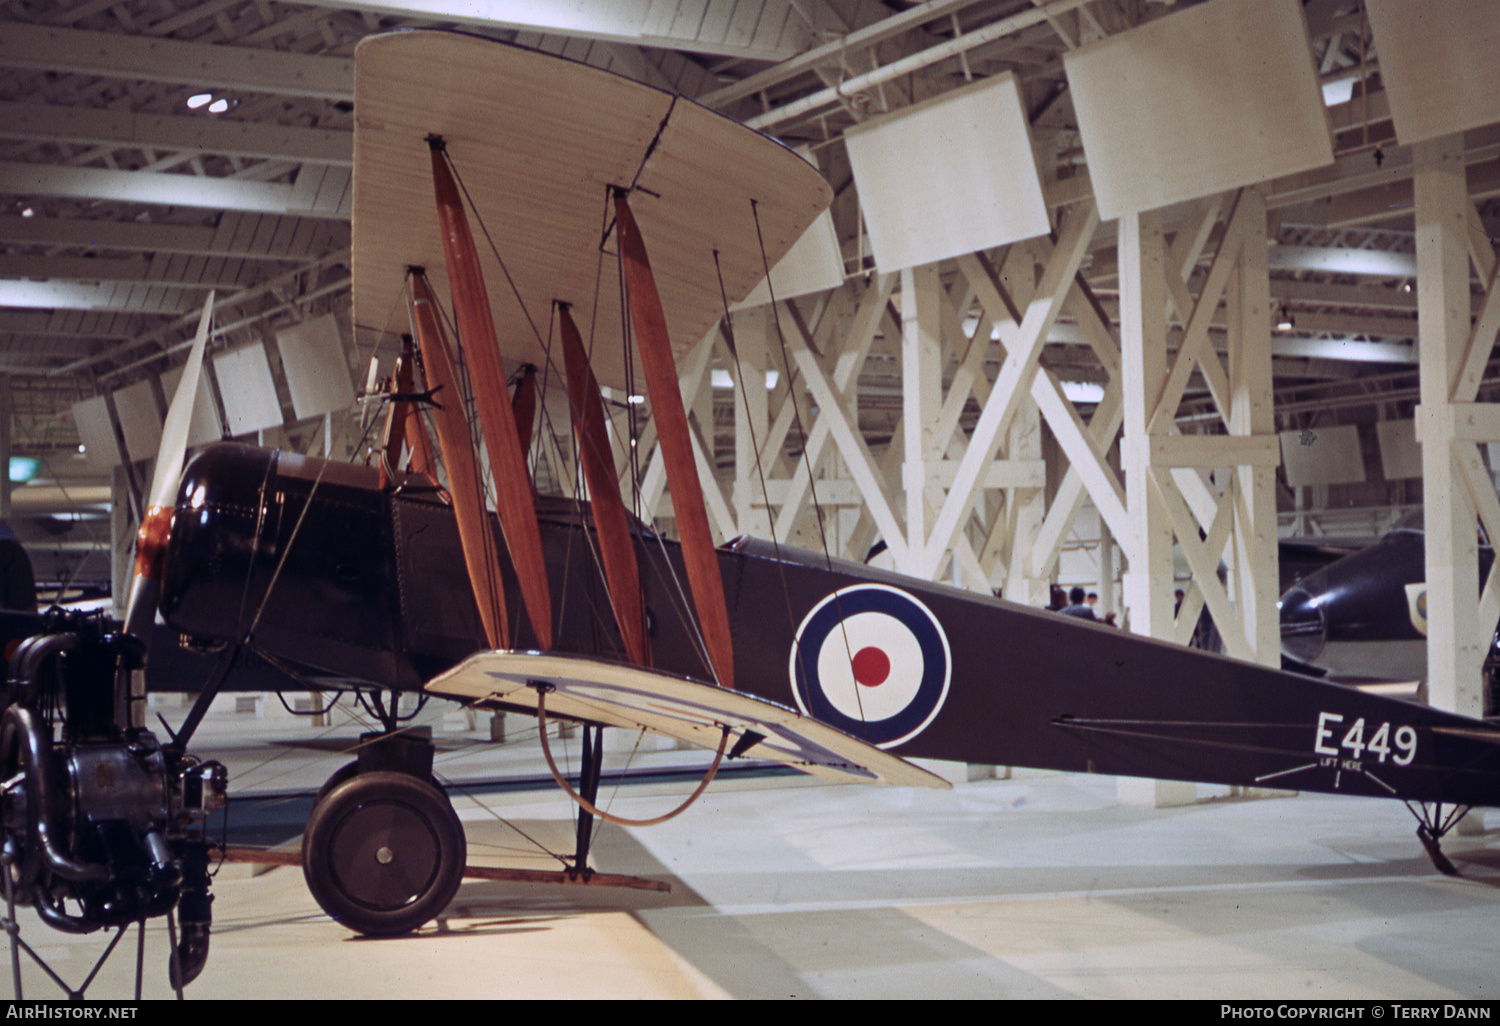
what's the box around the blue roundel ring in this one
[788,583,951,749]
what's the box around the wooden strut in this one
[511,362,538,466]
[377,334,437,488]
[430,137,553,651]
[408,270,509,649]
[558,303,651,666]
[216,848,669,893]
[614,190,735,688]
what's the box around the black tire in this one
[301,771,465,936]
[313,763,442,810]
[312,761,359,809]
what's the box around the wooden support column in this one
[730,308,771,537]
[1002,396,1048,605]
[1226,187,1279,667]
[920,202,1098,577]
[1118,209,1175,640]
[898,264,945,579]
[639,330,719,526]
[1414,135,1486,719]
[1117,207,1192,808]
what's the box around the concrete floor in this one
[7,696,1500,1000]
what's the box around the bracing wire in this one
[747,198,868,726]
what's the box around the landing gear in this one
[302,771,465,936]
[297,715,648,934]
[1408,801,1471,876]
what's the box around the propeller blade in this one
[147,292,215,511]
[124,291,214,640]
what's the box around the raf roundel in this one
[788,584,951,749]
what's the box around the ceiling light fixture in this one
[186,93,212,109]
[1276,307,1295,331]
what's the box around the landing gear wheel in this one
[301,771,465,936]
[313,762,441,810]
[312,761,359,809]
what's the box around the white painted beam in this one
[1268,245,1417,277]
[702,0,980,108]
[0,253,248,290]
[0,279,193,314]
[0,21,354,101]
[745,0,1095,129]
[306,0,807,62]
[1270,337,1416,362]
[921,202,1100,571]
[0,101,351,166]
[0,213,347,260]
[0,162,350,220]
[1414,134,1485,718]
[1119,209,1175,639]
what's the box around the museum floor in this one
[8,696,1499,1001]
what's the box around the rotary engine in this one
[0,611,226,988]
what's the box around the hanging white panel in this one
[277,314,355,420]
[1279,424,1366,488]
[113,379,162,464]
[71,395,122,471]
[213,344,283,436]
[733,209,845,309]
[1365,0,1500,146]
[1376,418,1423,480]
[1064,0,1332,219]
[161,365,223,447]
[844,72,1049,273]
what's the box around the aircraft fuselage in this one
[158,444,1500,809]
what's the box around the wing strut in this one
[377,334,437,487]
[430,138,553,650]
[511,362,538,471]
[614,190,734,688]
[408,270,509,649]
[558,303,652,666]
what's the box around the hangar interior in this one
[2,0,1500,1000]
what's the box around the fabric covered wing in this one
[426,651,948,790]
[352,30,833,390]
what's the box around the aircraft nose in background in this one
[1279,586,1327,664]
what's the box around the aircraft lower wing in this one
[426,651,949,790]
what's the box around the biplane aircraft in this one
[6,29,1500,996]
[1280,514,1499,683]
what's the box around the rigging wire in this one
[439,146,550,358]
[409,269,514,645]
[747,198,868,725]
[710,252,824,707]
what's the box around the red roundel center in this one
[850,646,891,687]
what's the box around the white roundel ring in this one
[788,583,951,749]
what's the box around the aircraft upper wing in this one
[426,651,950,790]
[352,30,834,391]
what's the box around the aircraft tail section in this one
[715,537,1500,808]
